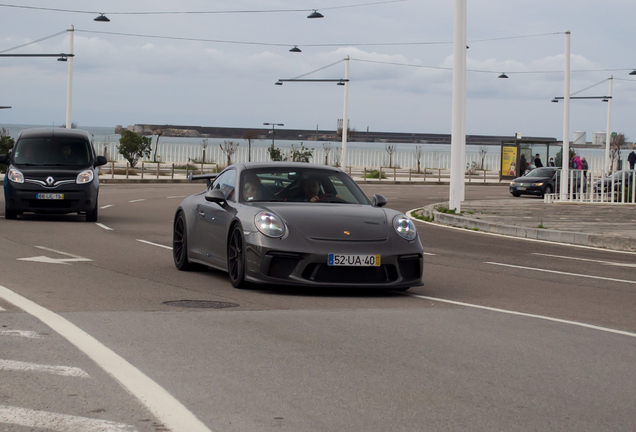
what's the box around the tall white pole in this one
[460,2,467,202]
[559,30,571,200]
[449,0,467,211]
[341,56,350,170]
[604,75,613,175]
[65,25,74,128]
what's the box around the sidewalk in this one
[418,199,636,252]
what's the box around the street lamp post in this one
[263,123,284,147]
[605,76,613,175]
[560,30,571,201]
[66,25,74,128]
[341,56,350,170]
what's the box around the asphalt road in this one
[1,182,635,432]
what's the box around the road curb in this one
[419,203,636,252]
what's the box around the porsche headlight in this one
[393,214,417,241]
[76,170,94,184]
[255,211,285,238]
[8,167,24,183]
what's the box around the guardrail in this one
[98,161,220,179]
[545,169,635,204]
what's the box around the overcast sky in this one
[1,0,635,141]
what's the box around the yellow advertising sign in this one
[502,146,518,177]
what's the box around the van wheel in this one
[5,206,17,220]
[512,192,521,197]
[86,200,98,222]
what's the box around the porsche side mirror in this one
[94,156,108,167]
[205,189,228,208]
[0,154,8,165]
[372,193,387,207]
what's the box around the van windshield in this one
[14,137,91,167]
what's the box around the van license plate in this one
[36,193,64,200]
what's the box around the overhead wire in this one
[0,30,67,54]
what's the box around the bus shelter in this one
[500,137,560,181]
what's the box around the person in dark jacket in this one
[534,153,543,168]
[628,150,636,170]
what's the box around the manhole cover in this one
[163,300,239,309]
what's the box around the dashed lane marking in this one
[129,199,145,203]
[423,252,436,256]
[486,262,636,285]
[531,253,636,268]
[0,285,212,432]
[136,239,172,250]
[100,204,114,209]
[167,195,186,199]
[96,223,114,231]
[408,294,636,339]
[0,405,137,432]
[0,306,5,311]
[0,330,42,338]
[0,359,90,378]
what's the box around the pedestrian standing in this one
[581,156,589,180]
[548,158,555,167]
[534,153,543,168]
[520,154,527,175]
[628,150,636,170]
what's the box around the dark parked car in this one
[509,167,559,197]
[173,162,424,290]
[0,128,107,221]
[594,170,635,193]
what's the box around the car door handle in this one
[198,210,205,217]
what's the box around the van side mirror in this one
[95,156,108,167]
[0,154,8,165]
[205,189,228,208]
[372,194,387,207]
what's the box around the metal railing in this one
[545,169,636,204]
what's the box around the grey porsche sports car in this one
[173,162,423,290]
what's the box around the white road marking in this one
[0,405,137,432]
[422,252,436,256]
[136,239,173,250]
[96,223,114,231]
[406,208,636,256]
[100,204,114,209]
[167,195,186,199]
[17,247,93,265]
[0,306,5,311]
[0,330,42,338]
[129,199,145,203]
[0,285,212,432]
[0,359,90,378]
[486,262,636,285]
[531,253,636,268]
[409,293,636,339]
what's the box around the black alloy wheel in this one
[543,185,553,197]
[173,212,194,270]
[228,224,248,288]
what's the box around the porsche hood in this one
[263,203,388,241]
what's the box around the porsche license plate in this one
[328,254,381,266]
[36,193,64,200]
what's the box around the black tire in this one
[5,206,17,220]
[542,185,553,197]
[227,224,248,288]
[173,212,195,271]
[512,192,521,197]
[86,199,98,222]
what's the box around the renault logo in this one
[343,231,350,236]
[46,176,55,186]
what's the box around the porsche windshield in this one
[13,137,91,167]
[240,168,370,204]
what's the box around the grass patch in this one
[364,169,387,179]
[412,212,433,222]
[537,224,546,229]
[434,205,463,215]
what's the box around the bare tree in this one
[478,146,488,170]
[385,143,397,168]
[336,119,356,140]
[153,130,163,162]
[413,145,422,173]
[323,142,332,165]
[201,139,208,163]
[220,140,239,166]
[610,133,626,172]
[332,146,341,167]
[243,130,258,162]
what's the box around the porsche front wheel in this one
[173,212,194,271]
[228,224,248,288]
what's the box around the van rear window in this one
[14,137,91,166]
